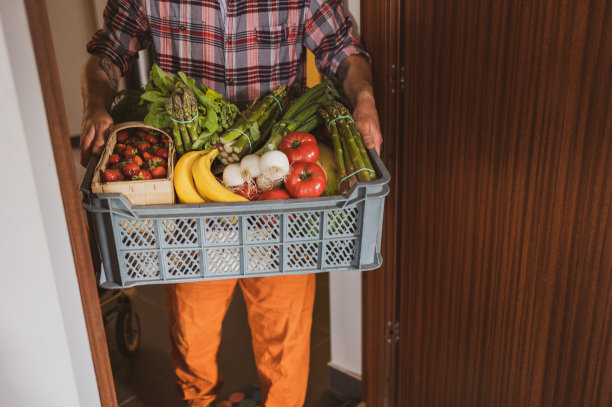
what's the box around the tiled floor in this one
[74,145,360,407]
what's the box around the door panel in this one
[364,0,612,405]
[398,0,612,405]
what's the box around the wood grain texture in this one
[396,0,612,405]
[23,1,118,406]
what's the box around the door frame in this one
[25,1,399,405]
[361,0,402,406]
[24,1,118,406]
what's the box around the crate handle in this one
[82,202,138,219]
[337,184,390,208]
[80,155,100,194]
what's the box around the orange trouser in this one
[164,274,316,407]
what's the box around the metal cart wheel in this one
[115,308,141,357]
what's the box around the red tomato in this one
[116,130,129,143]
[279,132,320,163]
[258,189,291,200]
[284,161,326,198]
[233,184,259,200]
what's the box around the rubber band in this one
[266,94,283,114]
[227,128,252,153]
[170,112,199,124]
[340,168,376,184]
[327,115,354,130]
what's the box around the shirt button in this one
[227,78,234,85]
[227,37,232,44]
[180,25,186,31]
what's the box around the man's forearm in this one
[336,54,375,108]
[81,54,120,112]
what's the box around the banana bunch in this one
[173,149,248,203]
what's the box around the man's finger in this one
[91,123,110,156]
[80,123,95,166]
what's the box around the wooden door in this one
[362,0,612,406]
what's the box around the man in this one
[81,1,382,406]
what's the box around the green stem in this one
[173,122,185,155]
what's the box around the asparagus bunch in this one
[254,79,334,156]
[140,64,240,156]
[320,101,377,193]
[164,82,200,154]
[218,85,288,164]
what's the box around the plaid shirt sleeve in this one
[86,0,150,75]
[302,0,371,75]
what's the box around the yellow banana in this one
[192,149,249,202]
[174,150,208,204]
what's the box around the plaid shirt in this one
[87,0,368,107]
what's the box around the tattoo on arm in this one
[337,58,351,86]
[98,56,119,90]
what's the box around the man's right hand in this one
[80,54,121,167]
[80,107,114,167]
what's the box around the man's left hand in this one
[353,93,383,155]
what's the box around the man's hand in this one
[80,108,114,167]
[337,55,383,155]
[80,54,121,166]
[352,92,382,155]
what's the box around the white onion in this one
[256,174,283,192]
[222,163,245,187]
[240,154,262,183]
[259,150,290,181]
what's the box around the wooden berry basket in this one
[91,121,176,206]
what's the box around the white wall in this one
[327,0,363,378]
[47,0,98,136]
[0,3,99,406]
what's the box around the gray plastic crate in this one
[81,150,390,289]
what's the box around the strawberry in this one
[115,143,127,154]
[131,155,144,167]
[122,163,140,177]
[103,169,120,182]
[151,166,167,179]
[109,154,120,164]
[145,133,159,145]
[123,148,139,161]
[116,130,129,143]
[136,142,152,152]
[132,169,152,180]
[155,147,168,159]
[142,151,154,162]
[147,157,164,169]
